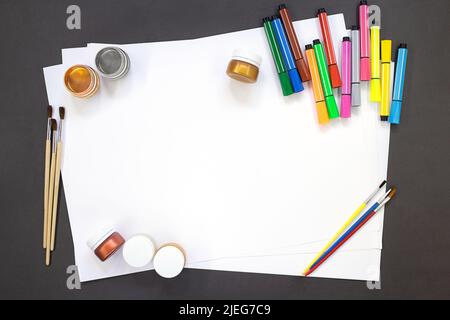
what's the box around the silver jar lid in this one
[95,47,130,80]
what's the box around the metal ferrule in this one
[46,119,52,140]
[375,196,392,213]
[52,127,58,152]
[58,120,64,142]
[364,185,383,204]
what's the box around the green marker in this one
[313,40,339,118]
[263,17,293,96]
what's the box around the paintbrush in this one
[45,119,57,266]
[304,187,397,277]
[43,106,52,248]
[50,107,64,251]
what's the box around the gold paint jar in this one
[64,65,100,98]
[226,49,262,83]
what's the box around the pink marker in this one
[359,0,370,81]
[341,37,352,118]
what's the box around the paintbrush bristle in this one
[51,119,57,131]
[47,106,53,118]
[379,180,387,188]
[59,107,65,120]
[388,187,397,199]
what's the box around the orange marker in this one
[305,44,329,125]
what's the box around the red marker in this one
[317,8,342,88]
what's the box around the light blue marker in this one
[389,44,408,124]
[271,16,304,93]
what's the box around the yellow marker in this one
[302,181,387,275]
[370,26,381,102]
[380,40,392,121]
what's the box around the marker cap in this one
[316,101,330,125]
[288,69,304,93]
[328,64,342,88]
[381,40,392,62]
[370,79,382,102]
[351,83,361,107]
[122,234,156,268]
[360,57,371,81]
[389,100,402,124]
[295,59,311,82]
[278,71,294,96]
[325,95,340,119]
[340,95,352,118]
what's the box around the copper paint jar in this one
[64,65,100,98]
[226,49,262,83]
[87,227,125,261]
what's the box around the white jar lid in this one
[122,234,156,268]
[231,49,262,68]
[153,245,185,278]
[86,227,114,251]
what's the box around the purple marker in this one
[341,37,352,118]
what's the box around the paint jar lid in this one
[153,244,185,278]
[87,226,114,251]
[122,234,156,268]
[95,47,130,79]
[231,49,262,68]
[64,65,100,98]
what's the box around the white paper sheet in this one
[43,14,390,282]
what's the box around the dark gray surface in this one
[0,0,449,300]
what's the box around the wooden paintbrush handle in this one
[45,153,56,266]
[43,139,51,249]
[50,142,62,251]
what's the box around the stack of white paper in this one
[43,14,391,282]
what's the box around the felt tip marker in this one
[359,0,370,81]
[341,37,352,118]
[263,17,294,96]
[313,39,339,119]
[370,23,381,102]
[278,4,311,82]
[317,8,341,88]
[305,44,329,125]
[351,26,361,107]
[380,40,392,121]
[389,44,408,124]
[271,17,304,93]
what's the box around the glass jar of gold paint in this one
[64,65,100,98]
[226,49,262,83]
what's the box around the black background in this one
[0,0,449,299]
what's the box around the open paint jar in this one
[87,227,125,261]
[95,47,130,80]
[226,49,262,83]
[64,65,100,98]
[153,243,186,278]
[122,234,156,268]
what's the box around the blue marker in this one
[271,16,304,93]
[389,44,408,124]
